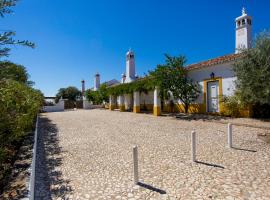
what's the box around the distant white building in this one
[106,8,253,117]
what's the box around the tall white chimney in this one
[94,73,100,91]
[125,49,136,83]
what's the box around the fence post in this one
[133,145,139,184]
[228,123,232,148]
[191,130,196,162]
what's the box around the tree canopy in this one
[55,86,82,102]
[233,31,270,105]
[0,61,33,85]
[149,54,200,113]
[85,83,110,104]
[0,0,35,57]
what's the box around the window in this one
[242,19,246,25]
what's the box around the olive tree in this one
[150,54,200,113]
[0,0,35,57]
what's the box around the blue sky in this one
[2,0,270,96]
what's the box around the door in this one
[207,81,219,113]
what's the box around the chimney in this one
[121,73,126,83]
[81,79,85,95]
[94,73,100,91]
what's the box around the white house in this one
[107,8,253,117]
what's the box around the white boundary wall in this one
[83,100,104,109]
[83,100,92,109]
[43,100,64,112]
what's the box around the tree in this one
[85,89,101,104]
[98,83,109,103]
[233,31,270,105]
[55,86,82,102]
[0,61,34,85]
[149,54,200,113]
[0,0,35,57]
[85,83,109,104]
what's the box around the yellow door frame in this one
[203,77,223,113]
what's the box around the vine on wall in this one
[108,77,155,96]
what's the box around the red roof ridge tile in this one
[185,53,243,71]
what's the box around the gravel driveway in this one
[36,109,270,200]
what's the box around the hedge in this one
[0,79,43,188]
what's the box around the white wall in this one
[43,100,64,112]
[140,91,154,105]
[83,100,92,109]
[187,62,236,104]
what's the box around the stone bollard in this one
[228,123,233,148]
[191,130,196,162]
[133,146,139,184]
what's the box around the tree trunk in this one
[184,104,189,113]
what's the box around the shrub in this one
[0,61,30,85]
[0,79,43,144]
[222,94,245,117]
[0,79,43,186]
[85,83,109,104]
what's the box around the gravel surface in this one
[36,109,270,200]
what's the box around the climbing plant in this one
[107,77,155,96]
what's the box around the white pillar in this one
[133,145,139,184]
[109,95,115,110]
[228,123,233,148]
[119,95,125,111]
[191,130,196,162]
[133,91,140,113]
[153,87,161,116]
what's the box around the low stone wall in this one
[83,100,104,109]
[43,100,64,112]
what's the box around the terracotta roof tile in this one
[186,53,243,71]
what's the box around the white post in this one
[228,123,232,148]
[133,145,139,184]
[191,130,196,162]
[153,87,161,116]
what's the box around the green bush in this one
[0,79,43,185]
[0,79,43,144]
[222,94,244,117]
[0,61,30,85]
[85,83,109,104]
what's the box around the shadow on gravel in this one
[232,147,257,153]
[138,182,166,194]
[0,132,34,199]
[173,113,228,122]
[35,116,73,200]
[195,161,225,169]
